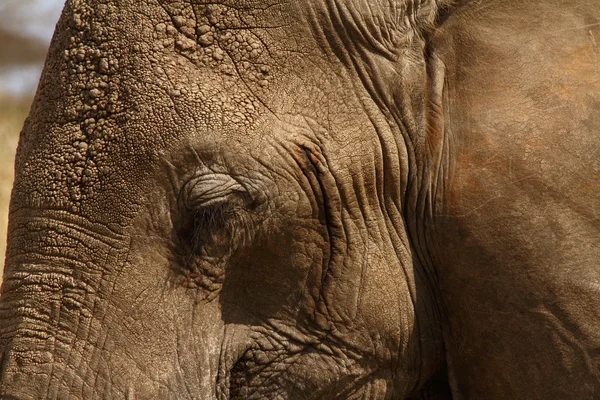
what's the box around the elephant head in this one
[0,1,451,398]
[2,0,600,399]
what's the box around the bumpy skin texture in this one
[0,0,598,399]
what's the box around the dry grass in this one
[0,95,32,279]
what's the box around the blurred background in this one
[0,0,65,277]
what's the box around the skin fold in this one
[0,0,598,398]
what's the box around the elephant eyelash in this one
[192,204,228,234]
[186,203,230,252]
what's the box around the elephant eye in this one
[192,204,227,235]
[178,174,243,257]
[177,172,260,262]
[187,203,231,253]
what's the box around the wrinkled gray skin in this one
[1,0,599,398]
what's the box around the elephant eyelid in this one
[178,172,264,257]
[184,173,248,210]
[179,173,252,254]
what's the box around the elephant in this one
[1,0,599,398]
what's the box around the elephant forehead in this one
[11,0,430,224]
[57,1,284,133]
[11,1,288,221]
[153,1,279,89]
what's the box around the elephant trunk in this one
[0,270,78,399]
[0,209,126,398]
[0,209,226,399]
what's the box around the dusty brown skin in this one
[0,0,599,398]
